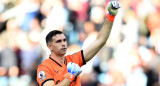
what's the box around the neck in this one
[50,53,65,64]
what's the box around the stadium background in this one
[0,0,160,86]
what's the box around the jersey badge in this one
[38,71,46,81]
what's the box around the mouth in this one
[61,48,67,51]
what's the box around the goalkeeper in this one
[37,1,120,86]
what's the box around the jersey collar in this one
[49,55,67,67]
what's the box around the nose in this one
[62,41,66,46]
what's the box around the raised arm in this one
[83,1,120,62]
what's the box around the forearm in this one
[43,78,71,86]
[96,19,113,45]
[54,78,71,86]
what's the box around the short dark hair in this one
[46,30,63,44]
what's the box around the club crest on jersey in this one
[38,71,46,81]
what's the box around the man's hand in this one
[64,62,82,82]
[107,1,120,16]
[105,1,120,22]
[67,62,82,77]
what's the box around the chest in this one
[51,64,68,84]
[51,64,80,86]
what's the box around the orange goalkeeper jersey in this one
[37,50,86,86]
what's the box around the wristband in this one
[64,73,75,82]
[106,13,115,22]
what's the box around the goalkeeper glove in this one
[105,1,120,22]
[64,62,82,82]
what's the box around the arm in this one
[83,1,120,62]
[83,20,113,62]
[43,78,71,86]
[42,62,81,86]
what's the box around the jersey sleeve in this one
[69,50,86,67]
[37,65,54,86]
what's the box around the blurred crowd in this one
[0,0,160,86]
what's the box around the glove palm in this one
[67,62,82,77]
[65,62,82,82]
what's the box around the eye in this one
[63,39,66,42]
[56,40,61,43]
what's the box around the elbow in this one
[101,41,106,47]
[97,39,106,47]
[96,36,109,47]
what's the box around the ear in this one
[47,43,52,50]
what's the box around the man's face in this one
[48,34,67,56]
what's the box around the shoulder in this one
[37,58,53,70]
[39,59,50,66]
[66,50,83,57]
[65,50,86,66]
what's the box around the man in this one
[37,1,120,86]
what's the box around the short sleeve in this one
[37,65,54,86]
[68,50,86,67]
